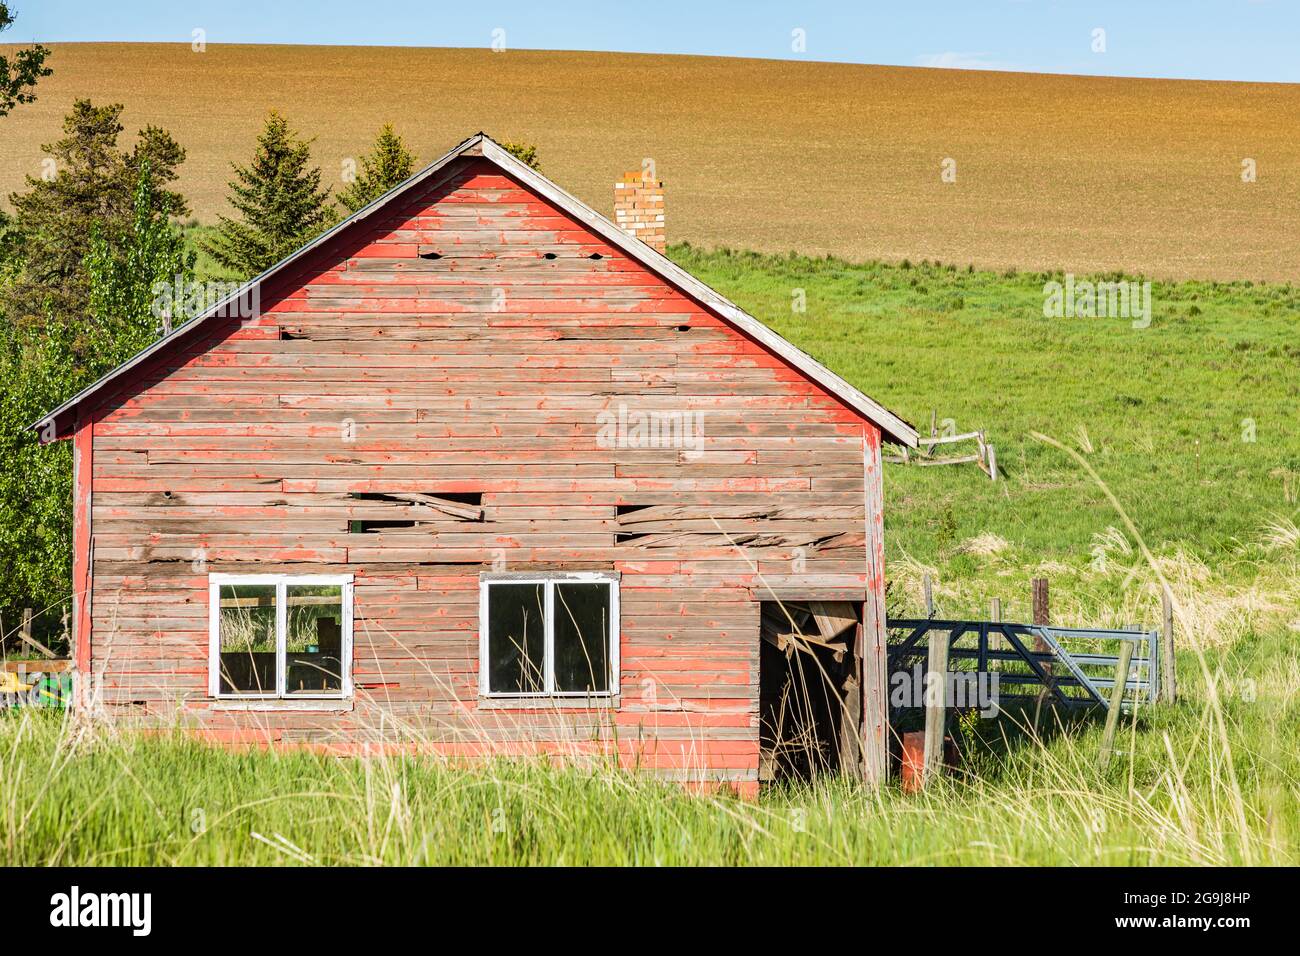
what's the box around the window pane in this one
[285,584,344,695]
[218,584,277,695]
[553,583,610,693]
[488,583,546,694]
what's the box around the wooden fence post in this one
[1097,640,1134,770]
[1031,578,1054,722]
[923,574,935,618]
[1032,577,1051,668]
[1160,588,1177,704]
[922,630,949,786]
[1032,578,1050,627]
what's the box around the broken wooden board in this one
[808,600,858,640]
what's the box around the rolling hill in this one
[1,42,1298,281]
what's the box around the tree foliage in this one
[0,124,191,626]
[0,316,75,622]
[338,124,417,214]
[0,2,52,118]
[85,163,197,356]
[6,100,187,357]
[501,140,542,171]
[201,111,334,278]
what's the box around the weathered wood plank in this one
[78,156,895,780]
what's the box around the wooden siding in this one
[82,157,879,788]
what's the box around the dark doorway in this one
[758,600,861,782]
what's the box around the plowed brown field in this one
[2,43,1297,281]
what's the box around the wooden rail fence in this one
[885,410,997,481]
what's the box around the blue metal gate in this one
[887,618,1159,712]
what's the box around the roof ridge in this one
[33,132,917,447]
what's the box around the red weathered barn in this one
[36,133,917,793]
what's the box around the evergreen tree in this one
[0,2,52,118]
[338,124,417,214]
[201,111,334,278]
[501,140,542,171]
[6,99,187,355]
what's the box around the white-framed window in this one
[479,572,619,698]
[208,573,354,700]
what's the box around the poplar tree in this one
[1,165,192,625]
[86,162,197,356]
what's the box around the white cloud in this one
[915,51,1012,71]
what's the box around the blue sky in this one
[8,0,1297,83]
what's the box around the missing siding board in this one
[433,492,483,506]
[347,491,484,521]
[279,327,308,340]
[614,506,653,541]
[616,503,778,526]
[348,519,418,533]
[615,530,764,548]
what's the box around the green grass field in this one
[681,246,1300,642]
[3,245,1295,865]
[681,246,1300,569]
[2,629,1294,865]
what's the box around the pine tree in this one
[501,140,541,171]
[338,124,417,214]
[6,99,188,351]
[201,111,334,278]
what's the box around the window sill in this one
[478,696,618,711]
[211,698,355,713]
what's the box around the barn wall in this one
[84,157,878,788]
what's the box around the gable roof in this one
[34,133,917,446]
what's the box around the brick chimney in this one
[613,171,665,252]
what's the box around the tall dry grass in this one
[1,662,1294,867]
